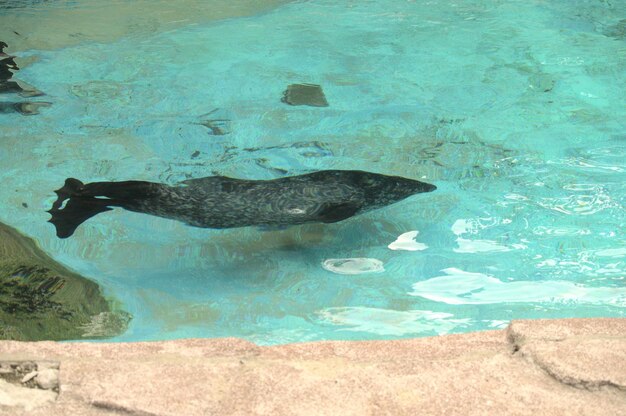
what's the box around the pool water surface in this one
[0,0,624,343]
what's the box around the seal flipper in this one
[50,178,84,211]
[48,178,112,238]
[48,197,113,238]
[315,202,361,223]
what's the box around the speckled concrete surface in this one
[1,318,624,415]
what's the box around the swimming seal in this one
[47,170,436,238]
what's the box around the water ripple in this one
[317,307,471,336]
[532,226,592,236]
[538,185,616,215]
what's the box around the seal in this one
[47,170,436,238]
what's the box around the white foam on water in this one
[317,307,470,336]
[537,185,616,216]
[321,258,385,275]
[388,230,428,251]
[410,268,626,306]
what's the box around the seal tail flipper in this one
[50,178,84,210]
[47,197,113,238]
[48,178,113,238]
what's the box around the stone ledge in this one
[507,318,626,391]
[1,318,624,416]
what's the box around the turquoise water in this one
[1,0,624,343]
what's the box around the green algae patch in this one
[0,222,130,341]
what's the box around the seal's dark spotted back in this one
[48,170,436,239]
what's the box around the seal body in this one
[48,170,436,238]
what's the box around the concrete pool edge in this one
[0,318,624,415]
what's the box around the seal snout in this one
[422,182,437,193]
[397,177,436,195]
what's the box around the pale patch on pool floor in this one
[594,247,626,258]
[321,258,384,275]
[452,219,527,253]
[454,238,526,253]
[316,307,471,336]
[410,268,626,306]
[388,231,428,251]
[1,0,291,51]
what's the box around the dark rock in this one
[281,83,329,107]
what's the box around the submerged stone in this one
[0,222,130,341]
[0,101,51,115]
[281,83,329,107]
[528,73,556,93]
